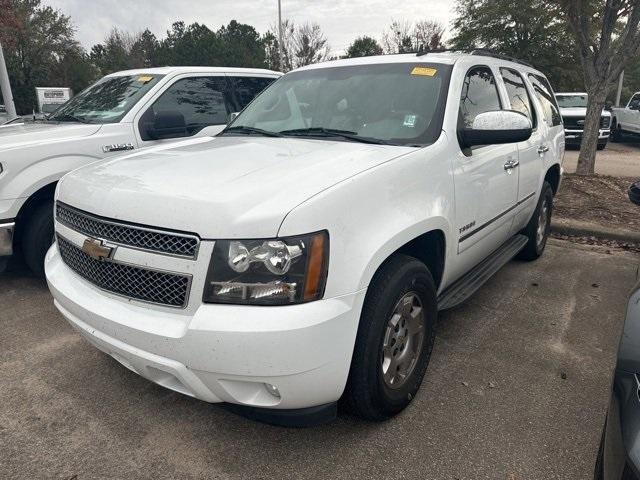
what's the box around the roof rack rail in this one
[416,47,533,68]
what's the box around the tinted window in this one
[230,76,276,110]
[140,76,232,140]
[459,66,501,128]
[629,94,640,109]
[528,74,561,126]
[500,68,536,127]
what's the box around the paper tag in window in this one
[403,115,417,127]
[137,75,154,83]
[411,67,437,77]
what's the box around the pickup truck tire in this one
[517,182,553,261]
[597,140,608,150]
[22,201,54,276]
[343,254,437,420]
[611,122,623,142]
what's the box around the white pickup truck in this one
[0,67,280,275]
[46,51,564,425]
[611,92,640,141]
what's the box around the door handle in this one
[504,158,520,171]
[537,145,549,154]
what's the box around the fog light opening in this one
[264,383,281,398]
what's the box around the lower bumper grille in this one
[57,235,191,308]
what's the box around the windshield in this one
[49,74,164,124]
[225,62,452,146]
[556,94,588,108]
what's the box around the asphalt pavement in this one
[0,239,637,479]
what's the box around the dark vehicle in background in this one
[596,272,640,479]
[556,92,611,150]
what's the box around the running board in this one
[437,234,528,311]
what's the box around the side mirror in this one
[605,101,613,112]
[228,112,239,124]
[148,110,187,140]
[461,110,533,148]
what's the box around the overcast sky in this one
[42,0,456,54]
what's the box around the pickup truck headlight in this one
[203,231,329,305]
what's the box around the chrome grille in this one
[56,202,199,258]
[57,235,191,307]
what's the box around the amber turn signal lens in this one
[304,232,328,301]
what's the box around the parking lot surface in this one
[1,240,637,479]
[564,141,640,177]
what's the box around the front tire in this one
[343,254,437,421]
[611,120,623,142]
[22,201,54,277]
[518,182,553,261]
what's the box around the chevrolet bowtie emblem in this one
[82,238,114,261]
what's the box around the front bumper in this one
[0,220,15,257]
[45,244,365,410]
[564,128,610,144]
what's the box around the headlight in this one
[203,231,329,305]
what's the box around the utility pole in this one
[615,70,624,107]
[278,0,284,71]
[0,42,17,120]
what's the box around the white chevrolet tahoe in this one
[45,52,564,425]
[555,92,611,150]
[611,91,640,141]
[0,67,280,275]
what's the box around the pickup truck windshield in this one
[556,94,588,108]
[49,74,164,124]
[224,63,452,146]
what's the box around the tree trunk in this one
[575,86,608,175]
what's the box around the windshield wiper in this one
[220,125,283,137]
[51,113,90,124]
[279,128,393,145]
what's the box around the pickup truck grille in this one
[56,202,199,258]
[57,235,191,308]
[561,116,611,129]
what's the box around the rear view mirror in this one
[148,110,187,140]
[461,110,532,148]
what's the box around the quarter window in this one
[500,68,537,127]
[459,66,502,128]
[230,76,276,110]
[140,76,232,141]
[528,74,561,126]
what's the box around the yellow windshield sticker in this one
[411,67,437,77]
[138,75,154,83]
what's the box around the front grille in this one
[57,235,191,307]
[56,202,199,258]
[562,116,611,129]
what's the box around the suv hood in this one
[0,121,102,150]
[58,136,414,238]
[559,106,612,118]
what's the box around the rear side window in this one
[528,74,561,126]
[459,66,502,128]
[140,76,233,141]
[500,68,537,127]
[230,76,276,110]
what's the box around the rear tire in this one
[22,201,54,277]
[343,254,437,421]
[518,182,553,261]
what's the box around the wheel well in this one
[544,164,561,196]
[14,182,57,244]
[396,230,445,290]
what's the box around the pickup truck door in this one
[622,94,640,133]
[454,66,519,258]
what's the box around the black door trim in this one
[460,192,536,242]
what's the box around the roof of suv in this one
[296,52,544,76]
[107,66,282,77]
